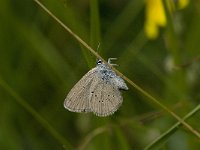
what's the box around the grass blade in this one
[0,76,73,150]
[144,104,200,150]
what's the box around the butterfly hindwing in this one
[89,74,123,117]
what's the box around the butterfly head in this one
[96,58,118,66]
[96,59,103,66]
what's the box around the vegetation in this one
[0,0,199,149]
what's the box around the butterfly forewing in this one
[64,68,97,112]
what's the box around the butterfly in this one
[64,58,128,117]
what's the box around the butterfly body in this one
[64,59,128,117]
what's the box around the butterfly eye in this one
[97,60,102,65]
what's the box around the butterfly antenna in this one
[96,42,101,54]
[96,42,101,63]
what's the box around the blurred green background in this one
[0,0,200,149]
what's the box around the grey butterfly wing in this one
[89,76,123,117]
[111,76,128,90]
[64,68,97,113]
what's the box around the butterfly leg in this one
[108,58,118,66]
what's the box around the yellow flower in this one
[144,0,189,39]
[178,0,189,9]
[145,0,166,39]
